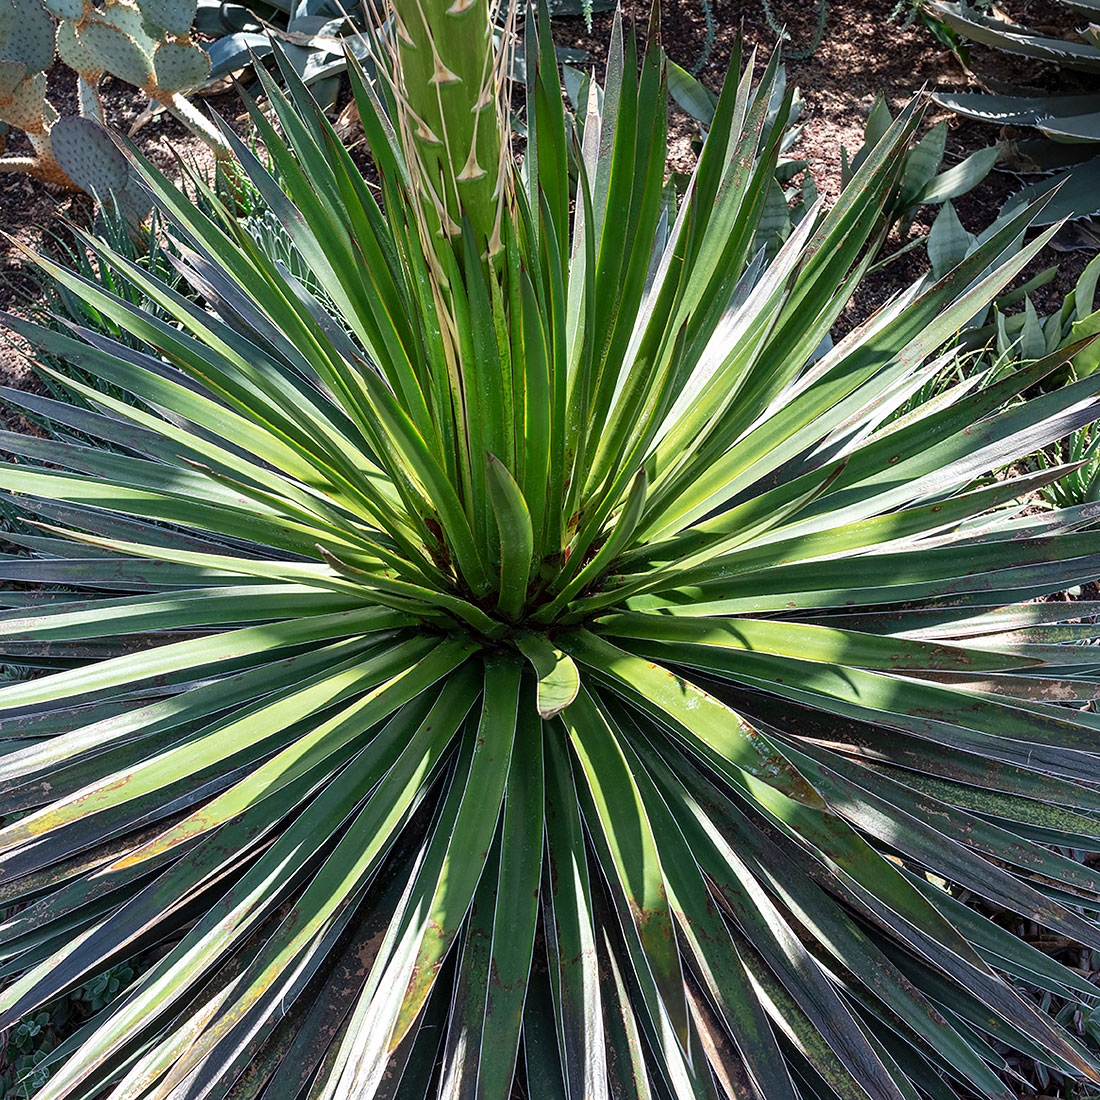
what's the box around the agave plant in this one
[926,0,1100,224]
[197,0,371,114]
[6,0,1100,1096]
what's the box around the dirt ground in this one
[0,0,1096,381]
[556,0,1098,322]
[0,73,248,397]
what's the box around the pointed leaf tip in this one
[515,632,581,718]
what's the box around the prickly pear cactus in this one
[51,115,152,226]
[0,0,227,198]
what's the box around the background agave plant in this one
[197,0,371,113]
[5,1,1100,1097]
[196,0,598,116]
[925,0,1100,225]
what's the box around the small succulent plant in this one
[844,92,999,232]
[0,0,226,204]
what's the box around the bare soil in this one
[0,67,247,393]
[552,0,1099,325]
[0,0,1096,381]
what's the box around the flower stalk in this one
[386,0,511,259]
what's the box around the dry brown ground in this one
[554,0,1097,325]
[0,0,1096,379]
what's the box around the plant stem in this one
[391,0,504,255]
